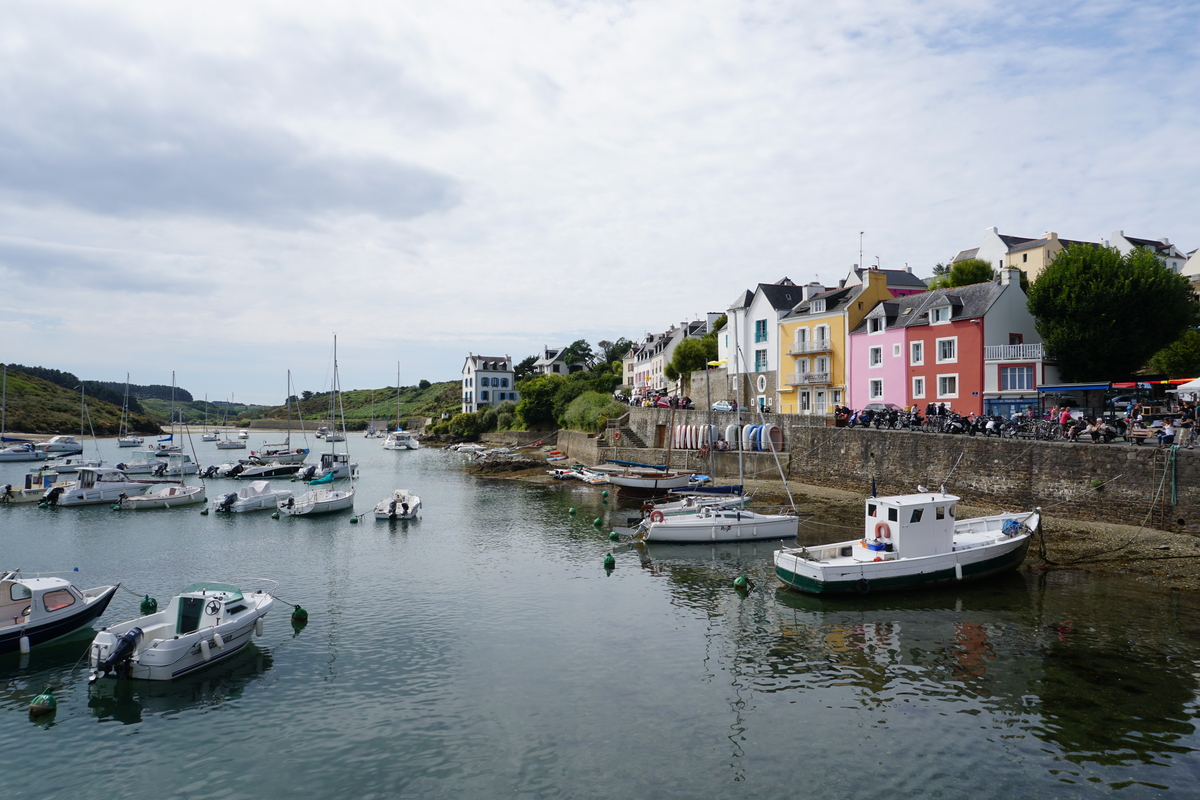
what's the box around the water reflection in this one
[87,645,273,724]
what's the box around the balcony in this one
[788,339,833,355]
[984,343,1045,361]
[785,372,830,386]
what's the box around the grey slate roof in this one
[893,281,1005,329]
[1008,236,1094,254]
[850,266,927,289]
[848,300,901,334]
[781,285,858,321]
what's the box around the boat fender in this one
[954,562,963,581]
[200,639,211,662]
[255,617,264,637]
[874,521,890,539]
[649,510,665,523]
[213,632,224,650]
[19,635,30,655]
[99,627,144,675]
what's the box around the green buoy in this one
[609,531,619,541]
[200,508,209,515]
[568,508,576,516]
[603,553,615,569]
[111,503,122,511]
[271,511,280,519]
[28,687,56,717]
[601,490,608,498]
[140,595,158,615]
[733,575,753,592]
[593,518,602,528]
[350,515,358,524]
[291,605,309,622]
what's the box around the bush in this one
[497,411,515,430]
[448,412,484,437]
[479,407,499,432]
[560,391,626,433]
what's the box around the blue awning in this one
[1036,383,1110,393]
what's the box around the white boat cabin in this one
[863,493,959,560]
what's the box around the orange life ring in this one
[649,510,665,523]
[614,432,621,440]
[874,521,890,539]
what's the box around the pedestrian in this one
[1058,405,1073,438]
[1158,418,1176,448]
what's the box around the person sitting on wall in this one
[1158,419,1177,448]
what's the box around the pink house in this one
[847,301,909,409]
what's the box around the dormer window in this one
[868,317,884,333]
[931,306,951,324]
[810,299,826,313]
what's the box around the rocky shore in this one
[470,462,1200,593]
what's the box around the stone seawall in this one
[569,407,1197,531]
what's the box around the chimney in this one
[838,279,846,288]
[905,264,912,273]
[1000,268,1020,286]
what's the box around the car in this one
[862,403,903,414]
[712,400,734,411]
[1108,394,1149,410]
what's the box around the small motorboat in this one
[215,438,247,450]
[211,481,292,513]
[43,456,104,473]
[373,489,420,520]
[0,569,119,655]
[88,580,275,681]
[774,492,1039,595]
[41,467,151,507]
[383,430,419,450]
[279,486,355,516]
[34,435,84,455]
[307,451,356,481]
[631,507,799,543]
[0,442,48,462]
[117,435,144,448]
[235,459,302,480]
[1,470,73,504]
[118,483,207,509]
[237,430,249,439]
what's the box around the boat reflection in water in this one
[87,645,273,725]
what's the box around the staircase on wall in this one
[606,414,646,448]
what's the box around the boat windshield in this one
[181,582,244,603]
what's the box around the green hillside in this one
[0,369,160,435]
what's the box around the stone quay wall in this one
[569,407,1199,532]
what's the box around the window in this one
[869,379,883,399]
[754,349,768,371]
[811,299,826,313]
[10,583,31,601]
[910,342,923,365]
[480,391,489,401]
[754,319,768,343]
[815,356,829,374]
[42,589,76,612]
[937,375,958,397]
[869,347,882,367]
[1001,366,1034,391]
[912,377,925,398]
[1022,253,1028,263]
[815,325,829,343]
[931,306,951,323]
[552,364,560,373]
[936,337,957,363]
[800,391,810,411]
[869,317,884,333]
[910,508,923,523]
[936,506,945,520]
[1009,333,1023,345]
[832,390,842,404]
[501,378,509,387]
[796,328,808,343]
[797,358,809,373]
[888,507,898,522]
[893,344,901,357]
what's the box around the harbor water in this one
[2,435,1200,798]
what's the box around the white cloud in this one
[1,0,1197,401]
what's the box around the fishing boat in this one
[0,570,119,655]
[632,507,799,543]
[87,580,275,682]
[1,470,73,504]
[373,489,420,520]
[773,492,1040,595]
[41,467,151,507]
[211,481,292,512]
[117,483,207,510]
[279,336,355,517]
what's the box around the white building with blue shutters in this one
[462,354,519,414]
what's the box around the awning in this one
[1036,383,1110,393]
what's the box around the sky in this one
[2,0,1198,403]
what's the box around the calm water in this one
[2,435,1200,798]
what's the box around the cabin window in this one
[867,503,877,517]
[10,583,31,601]
[42,589,76,612]
[178,597,205,634]
[888,508,898,522]
[910,509,923,523]
[936,506,945,520]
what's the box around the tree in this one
[666,337,713,394]
[301,390,314,401]
[560,339,595,371]
[930,258,996,289]
[513,355,538,382]
[597,338,632,366]
[418,379,431,390]
[1146,329,1200,377]
[515,374,568,429]
[1027,244,1197,381]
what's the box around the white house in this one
[719,279,818,405]
[1103,230,1188,273]
[461,354,518,414]
[531,345,585,376]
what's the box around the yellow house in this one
[1004,232,1094,282]
[777,269,892,415]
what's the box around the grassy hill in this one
[139,381,461,430]
[0,369,160,435]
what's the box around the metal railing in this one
[784,372,831,385]
[787,340,833,355]
[983,343,1044,361]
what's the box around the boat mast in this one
[2,365,6,439]
[396,361,401,431]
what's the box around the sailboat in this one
[201,395,218,441]
[247,373,309,464]
[117,374,143,447]
[383,363,419,450]
[280,336,355,516]
[0,366,48,462]
[215,399,246,450]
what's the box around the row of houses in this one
[463,226,1195,418]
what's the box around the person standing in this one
[1058,405,1073,439]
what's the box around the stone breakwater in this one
[557,408,1200,533]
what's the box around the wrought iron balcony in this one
[785,372,831,386]
[787,340,833,355]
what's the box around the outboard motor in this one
[200,465,218,479]
[91,627,144,681]
[227,463,244,478]
[43,486,64,506]
[216,492,238,512]
[387,499,398,519]
[116,462,128,471]
[152,462,168,477]
[296,466,316,482]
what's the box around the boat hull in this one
[775,534,1031,595]
[640,512,799,543]
[0,585,118,655]
[607,473,691,498]
[279,488,354,516]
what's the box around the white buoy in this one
[200,639,211,661]
[255,617,264,637]
[954,562,963,581]
[213,632,224,650]
[19,635,30,655]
